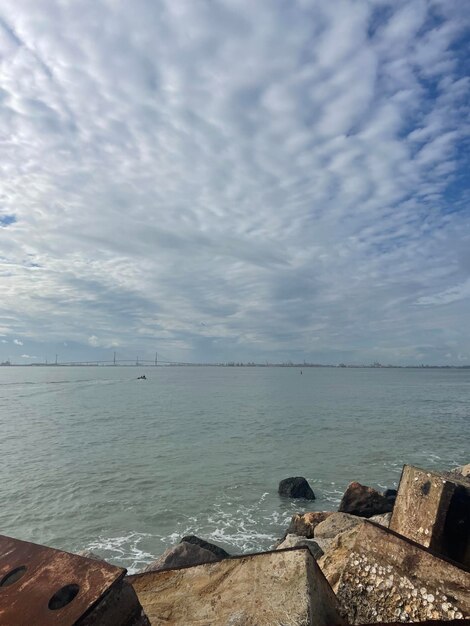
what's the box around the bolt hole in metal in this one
[48,583,80,610]
[0,566,27,587]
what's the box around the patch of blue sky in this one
[0,214,16,227]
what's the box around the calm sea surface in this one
[0,366,468,572]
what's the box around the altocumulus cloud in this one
[0,0,469,364]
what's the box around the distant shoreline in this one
[1,362,470,369]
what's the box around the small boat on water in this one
[137,375,147,380]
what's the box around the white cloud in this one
[13,339,23,345]
[416,280,470,306]
[0,0,468,364]
[21,354,37,359]
[88,336,100,348]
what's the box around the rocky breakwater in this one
[71,465,469,625]
[273,466,470,624]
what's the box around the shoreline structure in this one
[1,462,468,624]
[2,361,470,368]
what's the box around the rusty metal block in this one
[390,464,470,566]
[336,521,470,624]
[0,535,149,625]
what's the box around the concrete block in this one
[128,547,346,626]
[336,521,470,624]
[390,465,470,566]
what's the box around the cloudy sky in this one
[0,0,469,365]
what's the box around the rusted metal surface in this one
[0,534,125,625]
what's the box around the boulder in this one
[450,463,470,480]
[278,476,315,499]
[368,511,392,527]
[383,488,397,503]
[179,535,229,559]
[142,541,219,573]
[276,534,325,559]
[314,512,363,540]
[286,511,333,538]
[338,481,393,517]
[129,548,346,625]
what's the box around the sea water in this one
[0,366,468,572]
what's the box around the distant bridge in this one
[28,352,197,367]
[53,359,193,366]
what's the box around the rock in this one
[286,511,333,538]
[142,541,219,573]
[276,534,325,559]
[383,488,397,504]
[180,535,229,559]
[368,511,392,527]
[317,524,363,592]
[450,463,470,480]
[314,512,363,540]
[278,476,315,499]
[336,520,470,624]
[338,481,393,517]
[129,548,346,626]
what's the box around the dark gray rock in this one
[278,477,315,500]
[383,488,397,503]
[180,535,229,559]
[276,534,325,559]
[338,481,393,517]
[142,541,219,573]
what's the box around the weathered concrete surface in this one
[287,512,333,538]
[129,548,346,626]
[358,619,470,626]
[315,512,363,540]
[390,465,470,566]
[336,521,470,624]
[317,524,364,592]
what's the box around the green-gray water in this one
[0,366,468,572]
